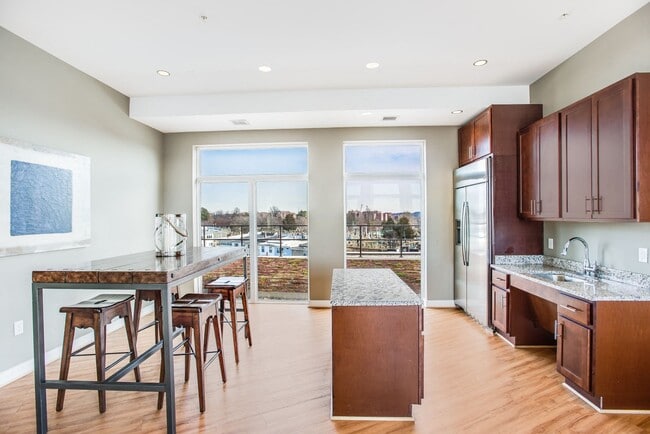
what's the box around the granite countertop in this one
[330,268,422,307]
[492,262,650,302]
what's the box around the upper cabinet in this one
[562,78,635,220]
[518,72,650,222]
[458,105,542,167]
[518,114,561,219]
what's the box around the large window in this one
[344,141,425,296]
[196,144,308,302]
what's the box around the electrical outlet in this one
[14,320,24,336]
[548,238,554,250]
[639,247,648,263]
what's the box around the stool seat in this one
[57,293,140,413]
[157,293,226,412]
[204,276,252,364]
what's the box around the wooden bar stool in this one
[204,276,251,364]
[56,293,141,413]
[157,294,226,413]
[133,288,179,343]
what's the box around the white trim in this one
[0,304,153,388]
[562,383,650,414]
[425,299,456,308]
[308,300,331,308]
[330,415,414,421]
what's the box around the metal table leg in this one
[32,283,47,433]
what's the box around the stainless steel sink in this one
[534,272,586,283]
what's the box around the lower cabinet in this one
[556,315,592,392]
[491,285,509,333]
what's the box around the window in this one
[344,141,425,296]
[196,144,309,302]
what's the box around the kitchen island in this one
[330,268,423,420]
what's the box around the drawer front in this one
[492,269,510,288]
[557,293,592,326]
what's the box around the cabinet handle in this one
[502,295,506,309]
[560,304,578,313]
[585,196,593,213]
[555,321,563,339]
[596,196,603,213]
[554,320,558,340]
[530,199,535,215]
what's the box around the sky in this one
[201,181,307,214]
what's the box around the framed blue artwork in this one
[0,137,90,256]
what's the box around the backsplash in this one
[495,255,650,288]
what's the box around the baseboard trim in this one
[425,300,456,308]
[308,300,331,309]
[0,304,153,388]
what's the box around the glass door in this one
[256,181,308,301]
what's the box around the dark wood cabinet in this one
[458,105,541,167]
[491,270,510,334]
[518,114,561,219]
[557,306,592,392]
[561,77,635,220]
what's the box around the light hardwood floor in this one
[1,305,649,433]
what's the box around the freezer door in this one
[465,181,489,327]
[453,188,467,310]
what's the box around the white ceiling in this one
[0,1,647,132]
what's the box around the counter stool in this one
[56,294,141,413]
[157,294,226,412]
[133,288,179,343]
[204,276,251,364]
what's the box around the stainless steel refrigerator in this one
[454,157,491,327]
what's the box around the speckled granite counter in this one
[492,262,650,302]
[330,268,422,306]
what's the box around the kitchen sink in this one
[534,272,586,283]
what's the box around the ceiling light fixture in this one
[382,116,398,121]
[156,69,170,76]
[473,59,488,67]
[365,62,380,70]
[559,12,570,20]
[451,110,463,114]
[258,65,272,73]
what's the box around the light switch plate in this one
[13,320,23,336]
[639,247,648,263]
[548,238,554,250]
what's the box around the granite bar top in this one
[492,261,650,302]
[330,268,422,307]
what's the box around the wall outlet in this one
[548,238,554,250]
[639,247,648,263]
[13,320,24,336]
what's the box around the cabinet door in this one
[518,127,537,218]
[473,109,491,160]
[458,123,474,166]
[592,78,635,220]
[557,316,592,392]
[562,98,593,219]
[491,285,508,333]
[537,114,561,218]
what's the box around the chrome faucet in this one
[561,236,597,277]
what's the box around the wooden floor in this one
[2,305,650,433]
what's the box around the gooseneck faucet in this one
[561,236,597,277]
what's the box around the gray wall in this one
[0,28,163,375]
[530,4,650,273]
[163,127,458,302]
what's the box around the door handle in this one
[464,202,470,266]
[460,202,467,266]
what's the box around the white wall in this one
[0,28,163,378]
[530,4,650,273]
[163,126,458,302]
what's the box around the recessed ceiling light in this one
[559,12,570,20]
[230,119,250,126]
[473,59,488,67]
[382,116,398,121]
[366,62,380,70]
[156,69,170,76]
[258,65,272,73]
[361,112,373,116]
[451,110,464,114]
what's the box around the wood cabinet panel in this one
[491,285,509,333]
[518,126,536,218]
[557,316,592,392]
[537,115,561,218]
[473,109,491,160]
[562,98,593,219]
[592,78,635,219]
[458,123,474,166]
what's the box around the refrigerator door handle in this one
[460,201,467,265]
[463,202,470,265]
